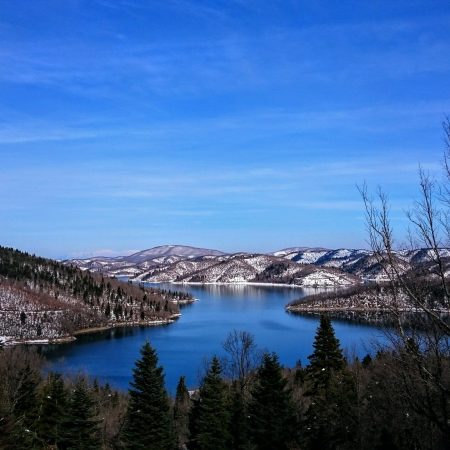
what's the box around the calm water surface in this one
[41,283,385,393]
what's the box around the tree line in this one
[1,316,448,449]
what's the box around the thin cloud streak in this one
[1,13,449,98]
[1,99,449,145]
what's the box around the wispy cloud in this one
[1,98,449,145]
[0,1,447,254]
[1,11,449,99]
[292,201,364,211]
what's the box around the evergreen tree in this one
[248,353,298,450]
[304,316,351,450]
[13,363,40,426]
[188,357,230,450]
[121,341,175,450]
[174,376,190,449]
[37,372,68,447]
[307,315,344,392]
[9,363,41,449]
[303,370,358,450]
[229,381,251,450]
[60,378,100,450]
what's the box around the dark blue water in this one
[40,283,385,393]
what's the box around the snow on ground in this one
[296,270,356,287]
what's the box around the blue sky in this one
[1,0,450,258]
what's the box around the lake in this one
[40,283,386,393]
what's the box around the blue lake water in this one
[40,283,386,394]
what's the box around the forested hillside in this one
[0,246,191,343]
[287,268,450,326]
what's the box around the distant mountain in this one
[135,253,358,287]
[67,245,226,278]
[275,248,407,282]
[70,245,224,265]
[124,245,225,263]
[69,247,361,287]
[67,245,450,287]
[272,247,330,258]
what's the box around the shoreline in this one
[140,280,349,289]
[286,305,449,314]
[173,297,198,305]
[287,306,394,313]
[1,315,180,347]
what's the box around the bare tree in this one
[358,120,450,445]
[222,330,261,392]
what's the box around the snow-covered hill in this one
[139,253,359,286]
[67,245,450,287]
[124,245,225,263]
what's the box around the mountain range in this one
[67,245,450,287]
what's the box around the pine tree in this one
[174,376,190,448]
[188,357,230,450]
[121,341,175,450]
[9,363,41,449]
[307,314,344,392]
[13,363,40,426]
[304,316,351,450]
[303,371,358,450]
[36,372,68,447]
[229,381,251,450]
[248,353,298,450]
[60,378,100,450]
